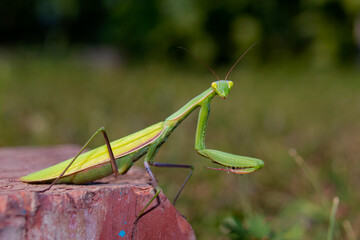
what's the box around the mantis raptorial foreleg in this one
[39,127,119,192]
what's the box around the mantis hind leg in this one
[39,126,118,192]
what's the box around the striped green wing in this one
[20,122,164,182]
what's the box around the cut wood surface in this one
[0,145,195,240]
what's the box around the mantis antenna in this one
[178,46,220,81]
[225,42,259,80]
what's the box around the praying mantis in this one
[20,46,264,218]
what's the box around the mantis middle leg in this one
[148,162,194,205]
[138,144,194,216]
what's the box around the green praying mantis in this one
[20,46,264,218]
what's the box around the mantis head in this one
[211,80,233,99]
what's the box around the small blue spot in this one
[119,230,125,237]
[22,210,26,214]
[124,222,127,224]
[119,192,122,195]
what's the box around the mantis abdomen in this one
[20,122,164,183]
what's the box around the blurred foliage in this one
[0,0,360,66]
[220,152,343,240]
[221,214,272,239]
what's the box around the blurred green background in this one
[1,1,360,239]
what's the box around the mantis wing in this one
[20,122,164,182]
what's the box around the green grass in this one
[1,52,359,239]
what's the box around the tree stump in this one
[0,145,195,240]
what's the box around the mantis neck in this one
[165,87,216,124]
[164,87,216,152]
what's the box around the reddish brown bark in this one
[0,145,195,240]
